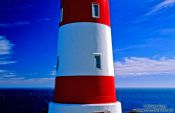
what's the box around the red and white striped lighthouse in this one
[49,0,122,113]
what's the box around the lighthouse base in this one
[49,102,122,113]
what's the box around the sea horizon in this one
[0,87,175,89]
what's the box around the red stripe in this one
[54,76,117,104]
[60,0,110,27]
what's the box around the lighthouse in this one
[49,0,122,113]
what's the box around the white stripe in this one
[57,23,114,76]
[49,101,122,113]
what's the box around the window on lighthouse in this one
[92,3,100,18]
[94,54,102,69]
[60,8,63,22]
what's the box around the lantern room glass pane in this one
[92,3,100,18]
[60,8,63,22]
[95,55,101,69]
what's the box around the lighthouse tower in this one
[49,0,122,113]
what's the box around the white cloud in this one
[115,57,175,77]
[0,36,16,66]
[0,70,7,73]
[2,74,16,78]
[0,36,14,55]
[0,60,17,65]
[0,36,17,83]
[146,0,175,15]
[0,70,17,78]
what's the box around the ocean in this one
[117,88,175,113]
[0,88,174,113]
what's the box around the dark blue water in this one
[0,89,53,113]
[117,88,175,113]
[0,88,175,113]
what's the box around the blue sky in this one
[0,0,175,88]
